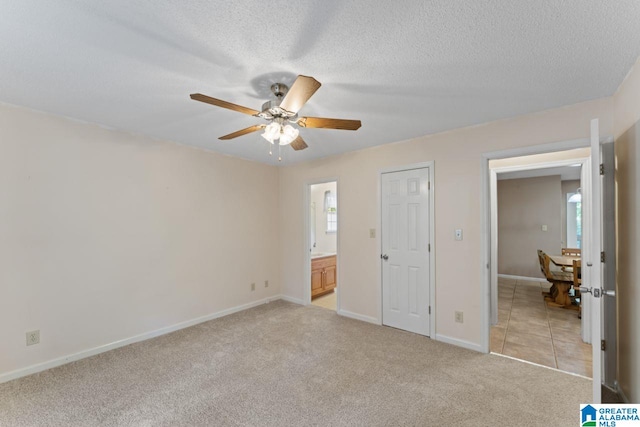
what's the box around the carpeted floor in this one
[0,301,590,426]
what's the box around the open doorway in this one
[309,181,338,311]
[487,149,592,378]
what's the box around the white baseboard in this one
[435,334,483,353]
[0,295,284,384]
[337,309,380,325]
[498,274,544,282]
[279,295,305,305]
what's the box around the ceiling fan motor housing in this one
[259,85,297,120]
[270,83,288,98]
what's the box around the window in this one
[324,190,337,233]
[567,192,582,248]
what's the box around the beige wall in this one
[310,182,337,254]
[0,103,281,378]
[497,176,562,278]
[280,98,613,345]
[613,58,640,402]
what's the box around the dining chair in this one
[538,249,558,300]
[561,248,581,257]
[542,253,574,307]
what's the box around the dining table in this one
[549,254,581,268]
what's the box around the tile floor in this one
[491,277,592,378]
[311,290,337,310]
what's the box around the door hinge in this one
[428,306,431,315]
[428,181,431,190]
[601,339,606,351]
[600,164,604,175]
[601,251,605,263]
[428,243,431,252]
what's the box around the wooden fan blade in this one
[279,75,321,114]
[219,124,266,140]
[297,117,362,131]
[190,93,260,116]
[290,135,308,151]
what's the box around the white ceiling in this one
[1,1,639,165]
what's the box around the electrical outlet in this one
[264,280,269,288]
[454,229,463,241]
[26,330,40,346]
[251,282,255,291]
[455,311,464,323]
[541,224,548,232]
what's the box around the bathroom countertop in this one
[310,252,337,259]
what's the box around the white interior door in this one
[601,141,617,389]
[381,168,430,336]
[584,118,609,403]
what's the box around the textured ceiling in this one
[1,1,639,165]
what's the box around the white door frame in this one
[303,178,340,309]
[480,137,604,353]
[378,161,436,338]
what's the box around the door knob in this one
[381,254,389,261]
[571,286,616,299]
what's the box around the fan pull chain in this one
[278,144,282,162]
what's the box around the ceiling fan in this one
[190,75,361,153]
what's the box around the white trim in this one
[435,334,483,353]
[0,295,283,384]
[490,157,589,174]
[304,178,340,311]
[337,309,380,325]
[485,137,590,160]
[489,168,498,327]
[378,162,435,175]
[280,295,305,305]
[481,156,491,352]
[581,156,593,344]
[378,161,436,338]
[497,274,544,282]
[588,118,603,403]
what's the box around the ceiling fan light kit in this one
[261,121,299,145]
[190,75,362,160]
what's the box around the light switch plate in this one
[542,224,548,232]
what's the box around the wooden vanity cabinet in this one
[311,255,337,299]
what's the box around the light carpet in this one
[0,301,590,426]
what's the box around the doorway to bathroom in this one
[308,181,338,311]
